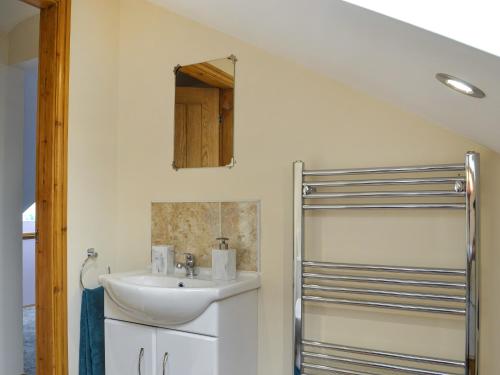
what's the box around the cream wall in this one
[67,0,119,374]
[68,0,500,373]
[477,152,500,368]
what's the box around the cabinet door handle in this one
[137,347,145,375]
[162,352,169,375]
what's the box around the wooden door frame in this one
[20,0,71,374]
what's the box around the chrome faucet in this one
[176,253,197,278]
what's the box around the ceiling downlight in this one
[436,73,486,99]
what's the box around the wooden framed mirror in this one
[173,55,236,169]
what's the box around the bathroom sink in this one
[99,269,260,325]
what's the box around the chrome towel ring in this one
[80,248,98,290]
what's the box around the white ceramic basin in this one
[99,269,260,325]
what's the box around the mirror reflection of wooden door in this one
[175,87,219,168]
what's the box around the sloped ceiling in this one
[343,0,500,58]
[150,0,500,152]
[0,0,38,34]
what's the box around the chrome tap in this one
[176,253,197,278]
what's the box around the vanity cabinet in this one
[105,320,217,375]
[104,288,258,375]
[105,319,156,375]
[156,329,217,374]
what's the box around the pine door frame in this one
[20,0,71,373]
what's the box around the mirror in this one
[173,56,236,169]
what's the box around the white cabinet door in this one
[105,319,156,375]
[156,329,218,375]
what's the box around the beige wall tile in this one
[152,202,220,266]
[221,202,258,271]
[152,201,259,270]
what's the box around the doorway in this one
[0,2,39,373]
[0,0,71,374]
[22,56,39,375]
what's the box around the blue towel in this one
[79,286,105,375]
[295,366,300,375]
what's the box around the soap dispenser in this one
[212,237,236,281]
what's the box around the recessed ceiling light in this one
[436,73,486,99]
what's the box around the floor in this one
[23,306,35,375]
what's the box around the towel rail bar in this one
[304,191,465,199]
[302,295,466,315]
[303,203,466,210]
[302,362,380,375]
[303,177,465,188]
[303,284,466,302]
[303,163,465,176]
[303,272,466,289]
[302,351,458,375]
[302,340,465,368]
[302,261,466,275]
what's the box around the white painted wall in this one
[0,31,25,375]
[21,62,38,308]
[23,62,37,211]
[67,1,500,374]
[8,14,39,66]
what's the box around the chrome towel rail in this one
[293,152,480,375]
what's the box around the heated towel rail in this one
[293,152,479,375]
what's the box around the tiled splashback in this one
[151,202,259,271]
